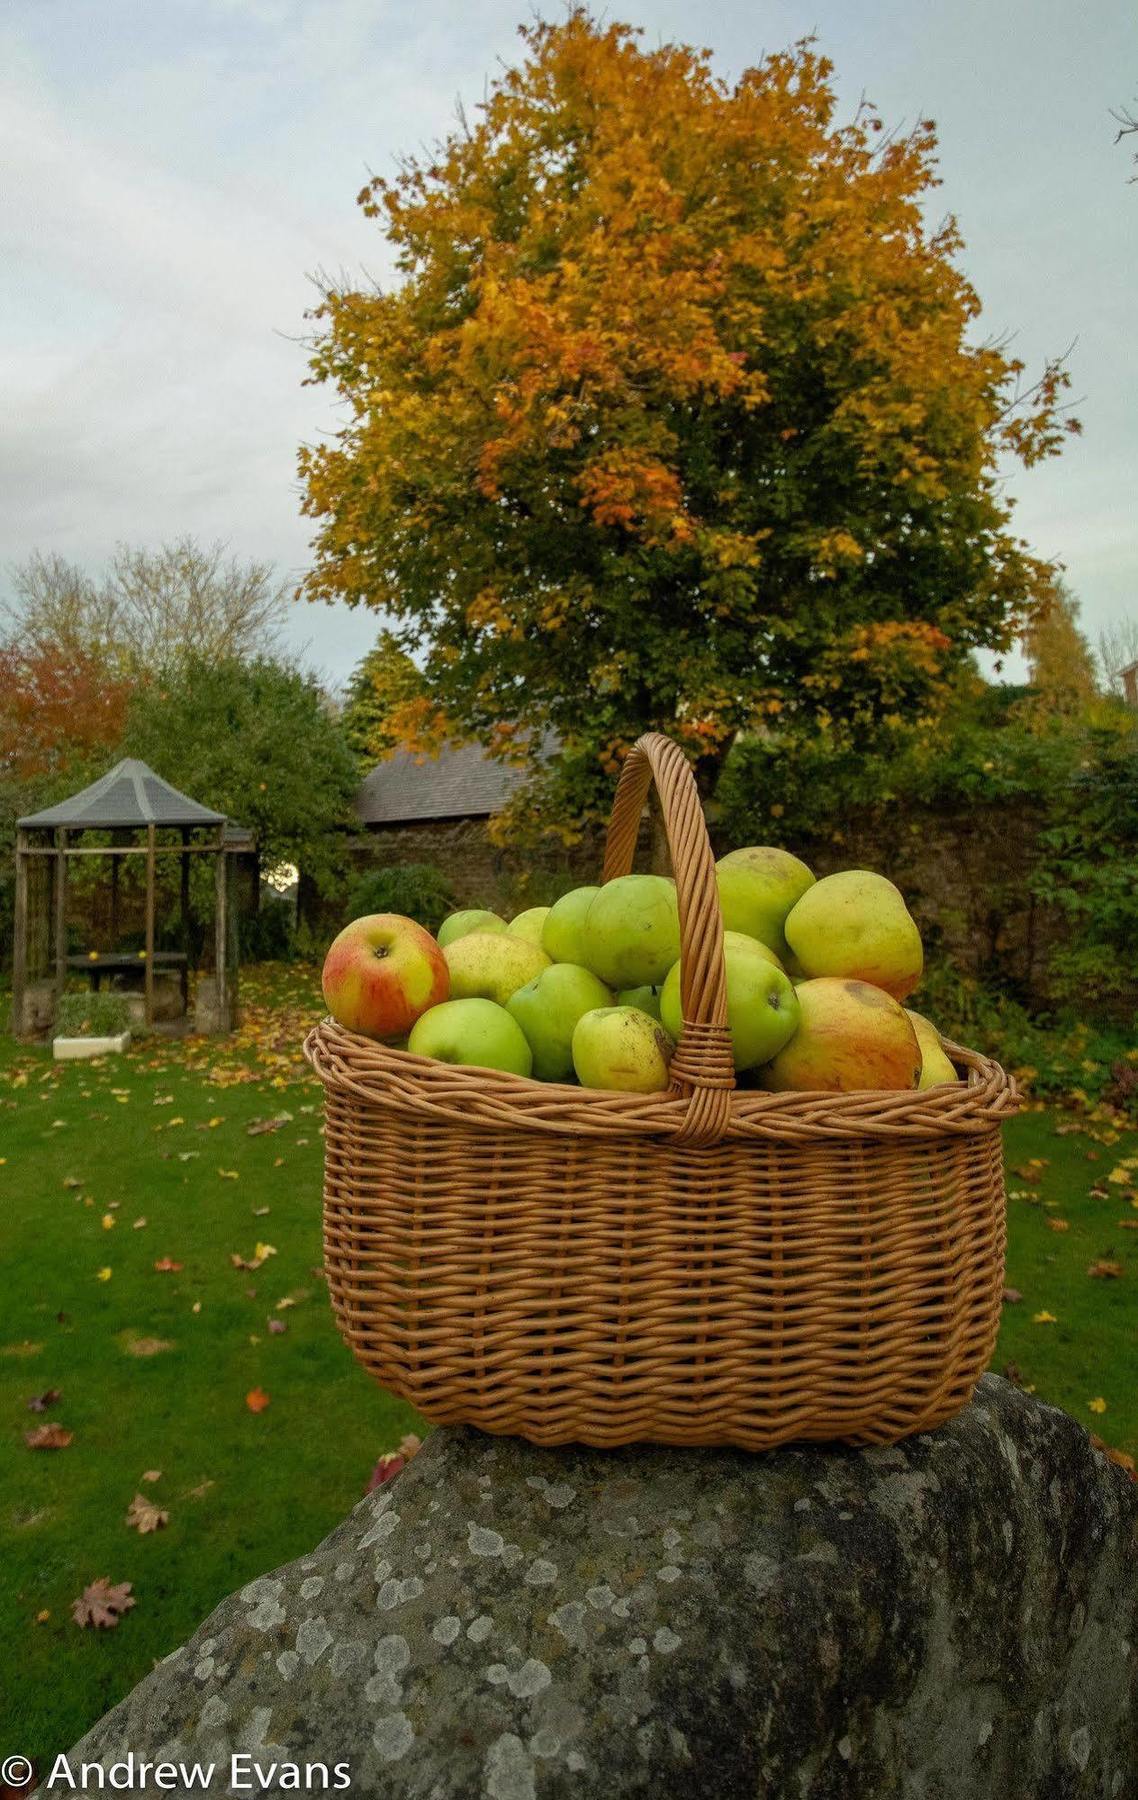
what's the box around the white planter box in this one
[53,1031,132,1061]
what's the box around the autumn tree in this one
[6,539,290,674]
[300,14,1079,832]
[1021,580,1098,715]
[340,631,434,770]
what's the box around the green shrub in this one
[239,897,297,963]
[54,991,132,1038]
[345,863,457,936]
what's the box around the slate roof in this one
[19,759,229,831]
[356,742,533,826]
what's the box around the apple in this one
[437,909,507,949]
[660,932,799,1071]
[408,998,533,1076]
[507,906,551,946]
[571,1005,675,1094]
[580,874,680,988]
[542,886,601,965]
[507,963,613,1082]
[715,846,815,959]
[443,931,551,1006]
[322,913,449,1041]
[784,870,923,1001]
[616,984,662,1020]
[761,978,921,1093]
[906,1009,960,1088]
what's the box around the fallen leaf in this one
[217,1169,240,1181]
[267,1318,286,1335]
[141,1470,162,1483]
[1032,1310,1057,1325]
[1046,1218,1070,1233]
[245,1387,271,1413]
[1087,1259,1123,1279]
[153,1258,183,1273]
[25,1423,73,1449]
[125,1493,168,1533]
[1012,1159,1048,1183]
[253,1205,271,1217]
[247,1112,292,1136]
[36,1608,51,1622]
[62,1175,82,1190]
[122,1336,173,1357]
[27,1388,62,1412]
[72,1578,135,1629]
[96,1266,112,1282]
[132,1217,147,1230]
[1001,1287,1022,1305]
[1088,1397,1108,1414]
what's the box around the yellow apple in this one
[906,1009,960,1088]
[761,978,921,1093]
[784,870,923,1001]
[571,1006,675,1094]
[443,931,551,1007]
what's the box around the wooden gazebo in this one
[12,759,244,1037]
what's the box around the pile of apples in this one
[320,847,960,1095]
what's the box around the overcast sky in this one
[3,0,1135,690]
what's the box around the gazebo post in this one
[11,829,29,1034]
[214,825,229,1031]
[145,823,156,1028]
[53,828,69,1005]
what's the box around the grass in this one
[1,965,421,1766]
[1,964,1135,1763]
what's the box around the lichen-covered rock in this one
[50,1377,1137,1798]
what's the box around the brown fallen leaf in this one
[245,1387,271,1413]
[27,1388,62,1412]
[246,1113,292,1136]
[141,1470,162,1483]
[1088,1259,1124,1279]
[153,1258,183,1273]
[72,1578,135,1629]
[122,1336,173,1357]
[267,1318,287,1335]
[125,1493,168,1534]
[1046,1218,1070,1233]
[25,1423,73,1449]
[1001,1287,1022,1305]
[132,1217,147,1230]
[1012,1158,1048,1183]
[1119,1221,1138,1231]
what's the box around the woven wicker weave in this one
[305,732,1019,1449]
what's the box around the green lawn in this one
[1,967,1135,1764]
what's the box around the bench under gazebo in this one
[11,758,247,1038]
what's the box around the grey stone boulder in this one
[50,1376,1137,1798]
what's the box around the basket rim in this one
[304,1017,1020,1143]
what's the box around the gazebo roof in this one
[19,759,228,832]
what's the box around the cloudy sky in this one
[3,0,1135,689]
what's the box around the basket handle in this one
[602,733,735,1143]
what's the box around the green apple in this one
[660,931,799,1071]
[443,931,551,1006]
[507,906,551,946]
[616,984,662,1020]
[437,908,507,949]
[580,875,680,988]
[715,846,815,959]
[571,1006,675,1094]
[785,870,923,1001]
[542,886,600,965]
[408,998,533,1076]
[507,963,613,1082]
[906,1008,960,1088]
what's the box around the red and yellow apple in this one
[761,978,921,1093]
[322,913,449,1040]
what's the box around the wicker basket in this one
[305,732,1019,1450]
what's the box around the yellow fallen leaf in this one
[218,1169,239,1180]
[1032,1310,1056,1324]
[1088,1397,1107,1414]
[254,1242,276,1263]
[102,1213,116,1230]
[208,1117,223,1129]
[96,1267,113,1282]
[1046,1218,1069,1233]
[133,1217,147,1229]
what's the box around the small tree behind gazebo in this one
[11,759,244,1037]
